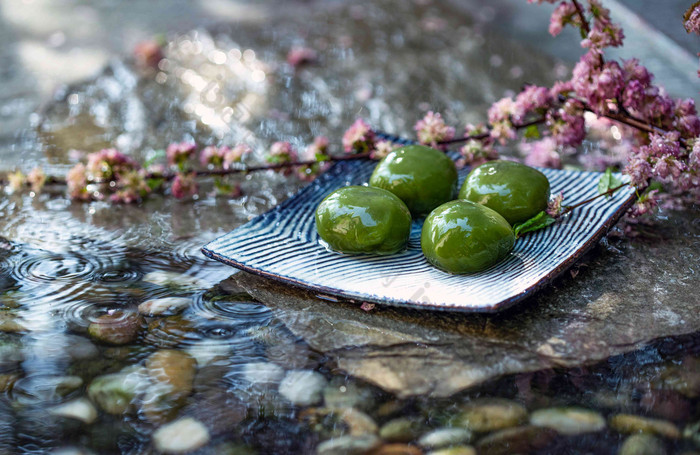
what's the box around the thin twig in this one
[153,152,372,181]
[559,182,629,217]
[0,153,374,186]
[437,117,547,146]
[571,0,591,35]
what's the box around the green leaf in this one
[523,125,541,140]
[645,180,663,193]
[146,177,164,191]
[512,211,556,238]
[597,167,622,197]
[144,149,166,168]
[214,177,233,195]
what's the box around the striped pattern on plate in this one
[202,134,636,312]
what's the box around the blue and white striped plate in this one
[202,135,636,313]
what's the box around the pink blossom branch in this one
[0,154,372,186]
[436,117,546,146]
[571,0,591,35]
[151,152,372,181]
[439,101,690,151]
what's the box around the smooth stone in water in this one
[421,201,515,274]
[371,444,423,455]
[138,297,192,316]
[279,370,327,406]
[379,417,425,442]
[316,434,380,455]
[456,398,528,432]
[142,271,206,290]
[369,145,458,217]
[64,334,99,360]
[13,375,83,403]
[475,426,556,455]
[650,357,700,399]
[530,407,606,435]
[49,398,98,424]
[0,313,27,333]
[337,408,378,436]
[140,382,187,424]
[152,417,210,454]
[0,373,19,393]
[618,434,667,455]
[186,340,232,366]
[50,449,96,455]
[426,447,477,455]
[323,378,376,411]
[684,421,700,448]
[242,324,296,346]
[211,442,258,455]
[458,160,550,225]
[145,349,197,396]
[609,414,680,439]
[418,428,473,449]
[315,186,412,255]
[145,315,197,348]
[87,366,150,415]
[267,342,317,370]
[243,362,285,386]
[183,390,247,436]
[87,311,142,345]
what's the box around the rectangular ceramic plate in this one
[202,134,636,312]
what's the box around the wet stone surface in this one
[0,0,697,453]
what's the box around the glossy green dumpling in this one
[369,145,458,217]
[421,200,515,274]
[458,160,550,225]
[315,186,412,255]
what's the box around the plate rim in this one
[201,135,637,313]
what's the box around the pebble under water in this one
[0,1,699,453]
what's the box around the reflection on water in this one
[0,0,698,453]
[1,235,700,453]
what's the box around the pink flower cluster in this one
[486,84,584,149]
[85,148,138,181]
[414,111,455,148]
[342,118,376,155]
[67,163,89,201]
[487,98,517,144]
[513,85,553,121]
[3,167,46,194]
[166,142,196,168]
[548,0,623,49]
[27,168,46,193]
[68,149,152,203]
[457,124,498,167]
[684,5,700,35]
[546,98,586,147]
[623,132,689,189]
[200,144,252,169]
[110,170,151,204]
[571,50,624,115]
[458,139,498,168]
[521,137,562,169]
[371,140,398,160]
[286,47,318,67]
[171,172,198,200]
[581,0,624,49]
[546,192,565,217]
[549,2,579,36]
[297,136,331,181]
